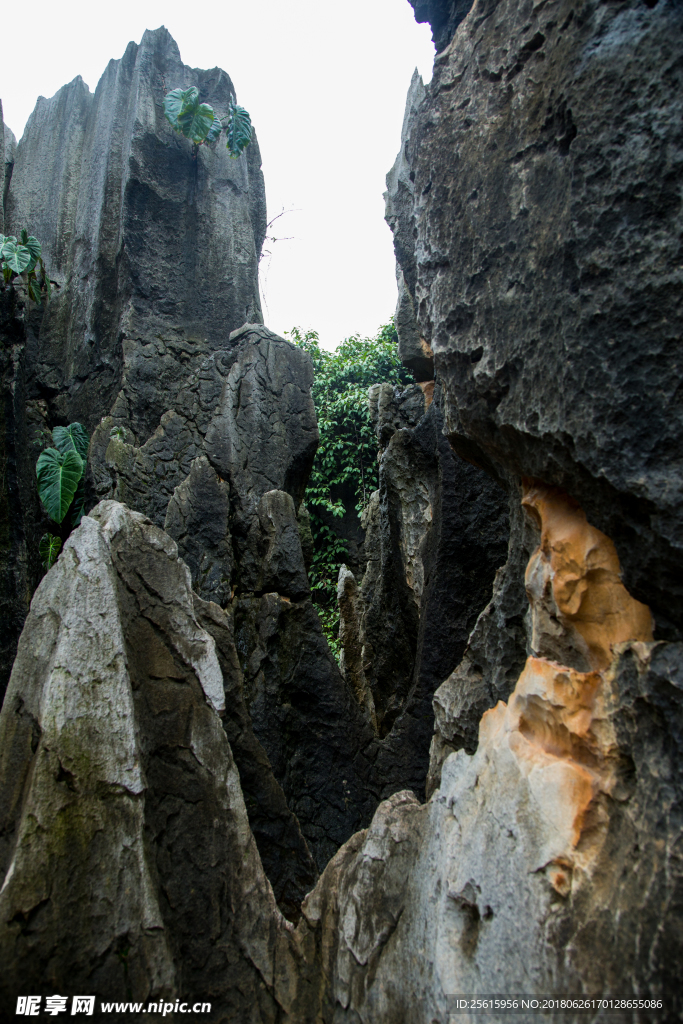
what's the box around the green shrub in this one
[289,322,412,651]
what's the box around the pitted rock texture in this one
[522,480,653,672]
[390,0,683,636]
[4,27,265,436]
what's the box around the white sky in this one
[1,0,434,349]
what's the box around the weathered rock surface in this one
[289,493,683,1023]
[5,27,265,436]
[0,293,47,704]
[391,0,683,636]
[1,101,17,233]
[192,592,318,924]
[384,73,434,382]
[338,383,510,797]
[92,324,318,597]
[232,592,378,871]
[409,0,475,52]
[427,481,532,793]
[0,29,267,697]
[0,502,289,1016]
[164,455,233,606]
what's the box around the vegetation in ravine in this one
[290,322,412,654]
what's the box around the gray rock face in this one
[427,484,532,793]
[0,502,287,1015]
[5,27,265,435]
[0,30,268,698]
[390,0,683,636]
[1,101,17,232]
[339,385,509,797]
[232,591,378,871]
[92,324,318,601]
[2,0,682,1012]
[192,592,318,924]
[384,73,434,381]
[164,456,233,606]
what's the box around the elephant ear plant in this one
[163,86,253,157]
[1,229,51,306]
[36,422,90,570]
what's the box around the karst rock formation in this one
[0,2,681,1021]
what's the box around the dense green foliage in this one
[289,322,412,652]
[36,422,90,569]
[1,230,51,305]
[163,87,253,158]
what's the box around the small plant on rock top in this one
[1,230,51,306]
[163,86,253,157]
[36,422,90,570]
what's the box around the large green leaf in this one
[71,477,86,527]
[27,277,42,306]
[0,235,17,255]
[53,422,90,461]
[23,235,41,274]
[163,87,191,130]
[177,91,215,144]
[36,448,84,524]
[39,533,62,571]
[226,100,252,158]
[204,114,222,145]
[2,241,31,275]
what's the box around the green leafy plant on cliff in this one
[36,422,90,570]
[163,87,252,157]
[289,322,412,650]
[1,230,51,306]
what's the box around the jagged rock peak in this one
[5,26,266,430]
[409,0,475,52]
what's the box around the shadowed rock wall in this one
[338,383,510,797]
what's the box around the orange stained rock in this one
[419,336,434,360]
[521,480,653,670]
[418,381,435,409]
[476,656,620,886]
